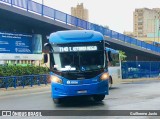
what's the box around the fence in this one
[0,0,160,53]
[0,74,49,89]
[121,61,160,79]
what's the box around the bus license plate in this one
[77,90,87,94]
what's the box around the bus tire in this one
[109,76,113,89]
[53,98,61,104]
[93,95,105,102]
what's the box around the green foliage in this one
[0,65,49,77]
[119,50,127,61]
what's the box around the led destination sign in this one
[54,46,98,52]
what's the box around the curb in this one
[121,77,159,83]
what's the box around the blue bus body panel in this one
[50,73,109,99]
[49,30,104,44]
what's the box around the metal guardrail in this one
[0,0,160,53]
[0,74,49,89]
[121,61,160,79]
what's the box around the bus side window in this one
[108,51,112,62]
[105,50,112,67]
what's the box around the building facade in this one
[133,8,160,38]
[132,8,160,44]
[71,3,89,21]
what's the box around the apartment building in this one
[71,3,89,21]
[133,8,160,38]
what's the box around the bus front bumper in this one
[51,81,109,99]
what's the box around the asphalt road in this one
[0,80,160,119]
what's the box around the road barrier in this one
[122,61,160,79]
[0,0,160,53]
[0,74,49,89]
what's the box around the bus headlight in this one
[50,75,62,84]
[100,72,109,81]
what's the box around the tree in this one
[119,50,127,61]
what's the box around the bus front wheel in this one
[109,76,113,89]
[53,98,62,104]
[93,95,105,102]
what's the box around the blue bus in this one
[44,30,112,103]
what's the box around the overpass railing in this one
[0,0,160,53]
[0,74,49,89]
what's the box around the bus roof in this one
[49,30,104,44]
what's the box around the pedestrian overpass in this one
[0,0,160,61]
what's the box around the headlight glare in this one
[50,75,62,84]
[100,72,109,81]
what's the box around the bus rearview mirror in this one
[108,51,112,62]
[44,54,48,63]
[105,42,110,47]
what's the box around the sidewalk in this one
[0,84,51,97]
[111,75,159,84]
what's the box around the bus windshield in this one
[52,51,104,72]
